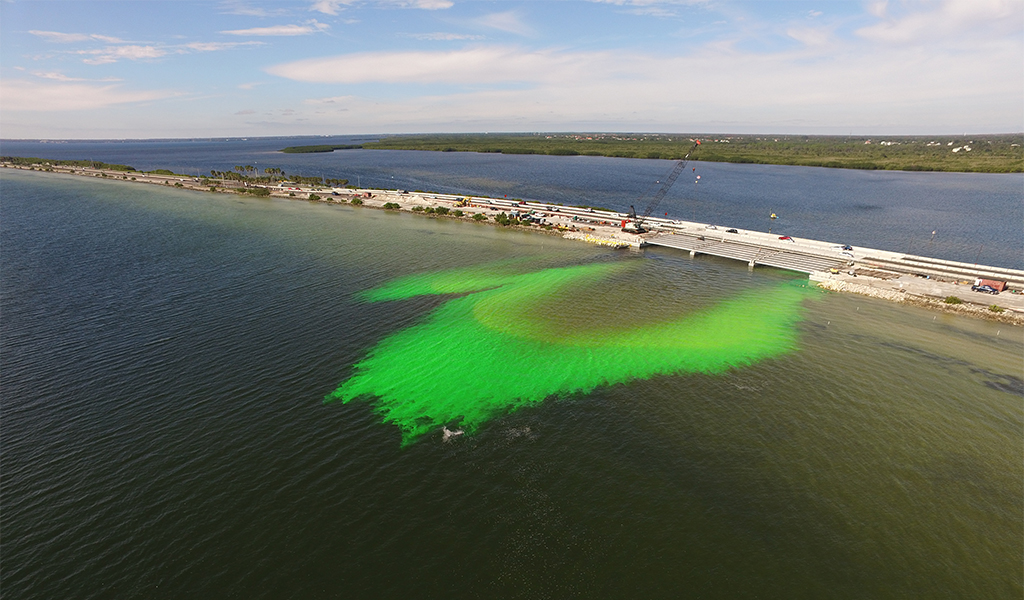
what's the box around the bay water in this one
[1,136,1021,269]
[1,164,1021,599]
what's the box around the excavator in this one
[621,140,700,233]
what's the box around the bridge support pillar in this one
[690,250,697,257]
[748,260,756,270]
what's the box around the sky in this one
[1,0,1021,139]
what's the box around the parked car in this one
[778,235,793,241]
[841,245,853,251]
[726,228,738,233]
[972,285,999,294]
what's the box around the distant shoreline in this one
[282,132,1024,174]
[3,159,1022,325]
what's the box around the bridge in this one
[646,232,848,274]
[643,226,1024,289]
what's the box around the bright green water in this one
[329,260,817,444]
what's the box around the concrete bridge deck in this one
[637,221,1024,289]
[648,232,849,274]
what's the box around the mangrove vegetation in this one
[279,133,1023,173]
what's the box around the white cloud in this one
[269,35,1023,132]
[786,26,831,47]
[586,0,708,18]
[34,36,262,64]
[401,0,453,8]
[183,41,264,52]
[29,30,124,44]
[10,0,1023,136]
[0,79,172,111]
[219,1,286,17]
[221,20,330,36]
[309,0,450,13]
[474,11,535,36]
[267,47,600,84]
[404,32,485,41]
[587,0,704,6]
[310,0,354,15]
[857,0,1023,44]
[866,1,888,19]
[79,45,167,65]
[235,109,257,115]
[305,94,356,104]
[32,71,121,82]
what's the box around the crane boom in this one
[624,140,700,233]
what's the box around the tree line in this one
[207,165,347,187]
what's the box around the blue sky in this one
[1,0,1021,138]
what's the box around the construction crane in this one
[622,140,700,233]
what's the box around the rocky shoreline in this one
[813,277,1024,325]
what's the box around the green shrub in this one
[382,202,401,210]
[351,198,363,205]
[308,193,321,201]
[174,182,184,187]
[288,192,295,197]
[452,210,464,217]
[412,206,425,212]
[210,186,218,192]
[434,206,450,215]
[473,213,486,221]
[944,296,963,304]
[989,304,1004,313]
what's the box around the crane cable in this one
[630,140,701,231]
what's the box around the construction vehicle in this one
[621,140,701,233]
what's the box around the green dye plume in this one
[327,260,814,444]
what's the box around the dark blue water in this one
[2,136,1020,268]
[2,170,1021,599]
